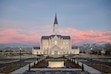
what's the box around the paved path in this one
[77,61,102,74]
[10,56,46,74]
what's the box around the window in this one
[55,41,57,45]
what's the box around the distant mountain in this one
[0,43,39,49]
[1,47,32,52]
[76,43,111,50]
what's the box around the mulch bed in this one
[32,57,81,68]
[32,60,48,68]
[65,59,81,68]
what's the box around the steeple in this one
[54,14,58,24]
[53,14,59,35]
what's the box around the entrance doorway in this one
[54,51,58,55]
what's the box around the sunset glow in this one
[0,28,111,45]
[0,0,111,46]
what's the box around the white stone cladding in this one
[32,35,80,55]
[41,36,71,50]
[32,15,80,55]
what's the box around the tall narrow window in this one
[55,41,57,45]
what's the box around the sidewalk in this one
[10,61,35,74]
[10,56,46,74]
[10,56,102,74]
[75,60,102,74]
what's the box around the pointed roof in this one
[54,14,58,24]
[41,35,70,40]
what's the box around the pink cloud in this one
[0,28,111,45]
[0,29,41,44]
[60,28,111,45]
[0,19,53,44]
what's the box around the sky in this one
[0,0,111,47]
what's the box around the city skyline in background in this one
[0,0,111,48]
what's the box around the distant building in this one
[32,15,79,56]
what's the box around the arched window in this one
[55,40,57,45]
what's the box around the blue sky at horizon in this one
[0,0,111,46]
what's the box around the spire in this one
[54,14,58,24]
[53,14,59,35]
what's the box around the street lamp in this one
[90,47,93,53]
[20,48,22,67]
[90,48,93,58]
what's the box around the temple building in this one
[32,15,79,56]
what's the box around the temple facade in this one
[32,15,79,56]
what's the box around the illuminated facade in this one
[32,15,79,55]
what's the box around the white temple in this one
[32,15,79,56]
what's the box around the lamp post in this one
[90,48,93,58]
[20,48,22,67]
